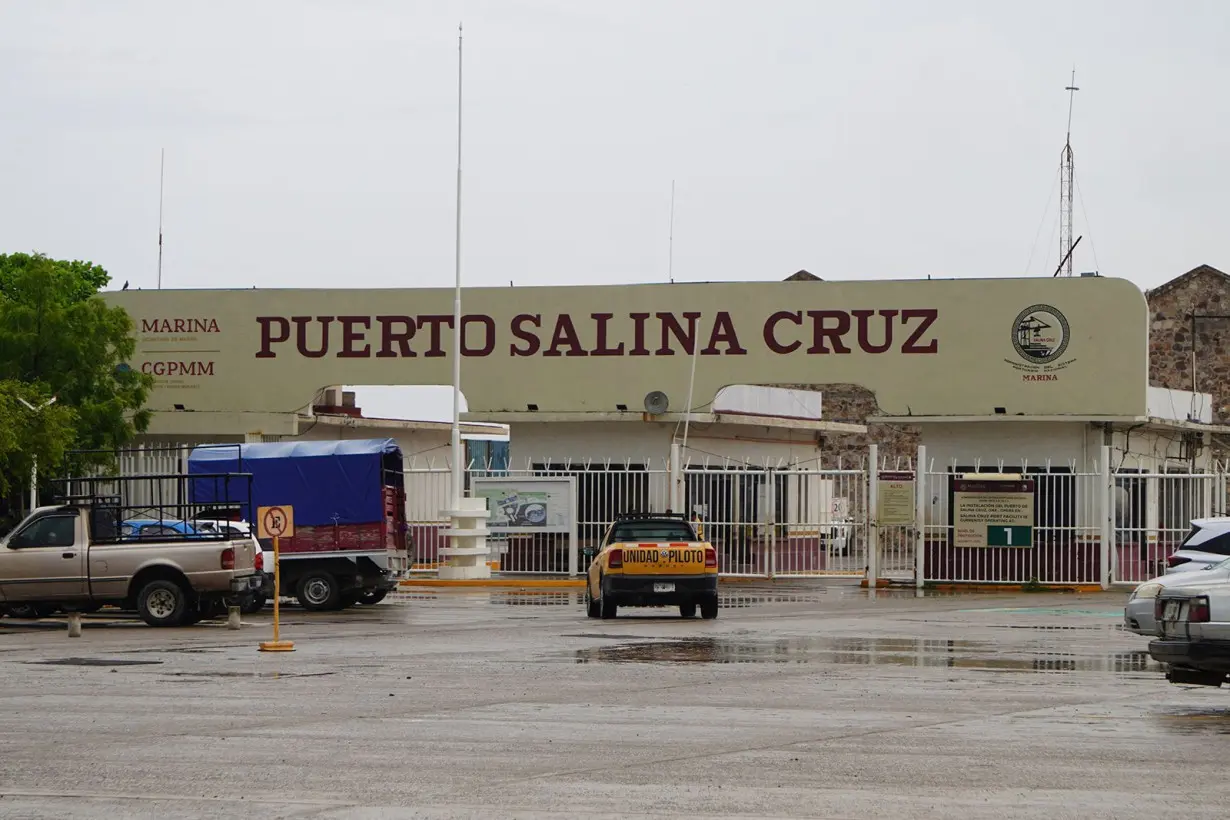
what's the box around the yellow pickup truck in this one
[585,512,719,620]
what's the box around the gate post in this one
[1100,444,1113,589]
[915,445,926,590]
[1220,467,1228,517]
[867,444,879,587]
[766,469,777,579]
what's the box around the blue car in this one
[120,519,205,540]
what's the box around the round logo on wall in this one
[1011,304,1070,365]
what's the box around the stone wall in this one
[1147,265,1230,466]
[779,383,919,469]
[1147,266,1230,424]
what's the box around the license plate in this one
[653,582,675,593]
[1164,600,1182,621]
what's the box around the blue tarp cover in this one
[187,438,400,526]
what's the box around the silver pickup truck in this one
[0,502,261,627]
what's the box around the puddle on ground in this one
[964,607,1122,617]
[163,671,335,679]
[985,624,1122,632]
[1157,708,1230,735]
[568,637,1156,674]
[494,593,585,607]
[29,658,163,667]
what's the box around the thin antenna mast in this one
[449,23,464,505]
[680,316,703,454]
[157,148,165,289]
[668,180,676,284]
[1059,69,1079,277]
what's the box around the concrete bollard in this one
[67,613,82,638]
[227,606,242,630]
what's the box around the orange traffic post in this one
[258,506,296,652]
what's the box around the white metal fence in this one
[82,442,1229,588]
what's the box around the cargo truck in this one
[187,438,409,611]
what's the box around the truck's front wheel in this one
[356,589,388,605]
[137,580,189,627]
[297,572,340,612]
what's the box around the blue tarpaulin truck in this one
[188,438,409,611]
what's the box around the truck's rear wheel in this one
[357,589,388,605]
[137,580,189,627]
[297,572,340,612]
[679,602,697,618]
[700,595,719,620]
[600,595,618,620]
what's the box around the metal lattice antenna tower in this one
[1059,69,1079,277]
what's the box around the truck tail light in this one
[608,548,623,569]
[704,548,718,568]
[1167,555,1192,569]
[221,547,235,570]
[254,551,264,571]
[1191,597,1211,623]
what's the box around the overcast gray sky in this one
[3,0,1227,421]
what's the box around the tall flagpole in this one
[157,148,165,289]
[450,23,465,505]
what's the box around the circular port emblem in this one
[1012,304,1070,365]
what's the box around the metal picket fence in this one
[916,466,1105,586]
[913,453,1226,588]
[402,455,874,578]
[76,441,1230,587]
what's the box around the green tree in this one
[0,380,77,497]
[0,252,153,496]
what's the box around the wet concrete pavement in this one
[0,582,1226,818]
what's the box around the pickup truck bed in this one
[0,503,260,627]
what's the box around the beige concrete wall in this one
[105,276,1149,428]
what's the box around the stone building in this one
[1147,264,1230,459]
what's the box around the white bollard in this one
[67,613,82,638]
[227,606,242,630]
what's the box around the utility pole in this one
[18,396,57,512]
[1059,69,1079,277]
[158,148,165,289]
[450,23,465,507]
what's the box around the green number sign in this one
[986,525,1032,547]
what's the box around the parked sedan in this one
[1126,556,1230,635]
[1149,580,1230,687]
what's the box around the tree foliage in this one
[0,253,153,511]
[0,380,77,497]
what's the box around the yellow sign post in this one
[257,505,296,652]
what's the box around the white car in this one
[1150,579,1230,687]
[1125,557,1230,635]
[1165,517,1230,574]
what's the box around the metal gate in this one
[683,464,870,578]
